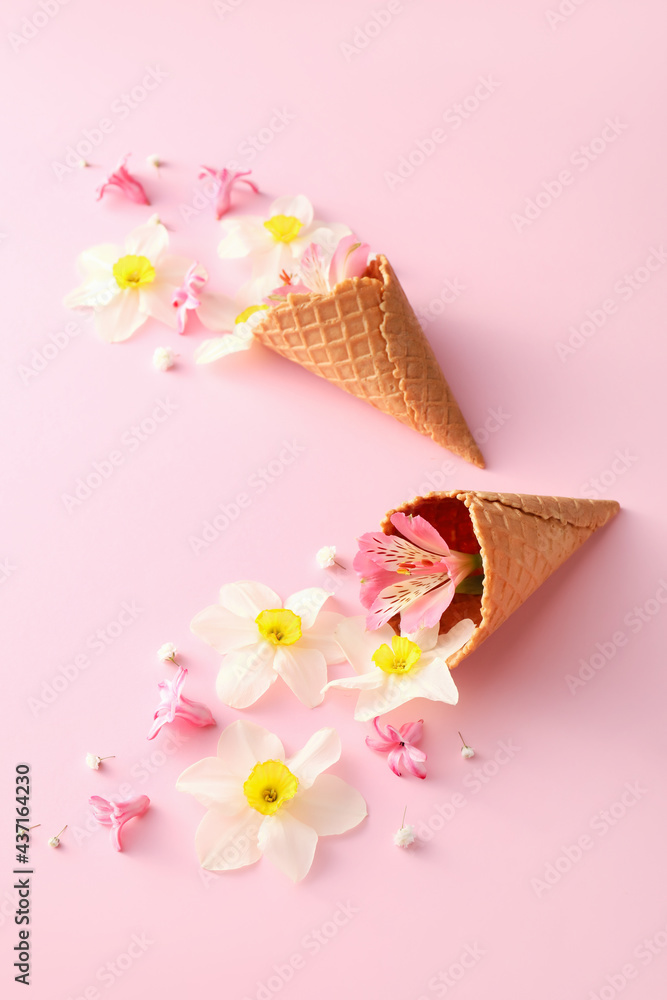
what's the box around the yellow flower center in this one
[255,608,302,646]
[112,255,156,289]
[243,760,298,816]
[372,636,422,675]
[263,214,303,243]
[235,304,269,325]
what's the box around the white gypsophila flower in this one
[394,825,416,847]
[157,642,178,662]
[316,545,337,568]
[153,346,177,371]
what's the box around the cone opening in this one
[383,495,484,635]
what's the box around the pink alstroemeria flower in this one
[147,665,215,740]
[265,234,371,303]
[96,154,149,205]
[365,718,427,778]
[172,262,207,333]
[198,166,259,220]
[89,795,150,851]
[355,512,481,633]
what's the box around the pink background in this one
[2,1,666,997]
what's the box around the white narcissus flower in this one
[217,194,350,294]
[323,616,475,721]
[177,720,367,881]
[63,219,202,343]
[191,581,344,709]
[194,282,270,365]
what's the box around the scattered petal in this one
[96,154,149,205]
[365,717,427,778]
[199,166,259,220]
[89,795,150,851]
[147,665,215,740]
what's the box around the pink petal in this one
[367,572,451,630]
[398,579,456,634]
[387,746,405,777]
[328,234,371,286]
[198,166,259,220]
[175,694,215,729]
[365,717,397,751]
[96,155,149,205]
[147,667,214,739]
[402,750,427,779]
[365,735,396,751]
[356,530,449,575]
[398,719,424,744]
[389,512,452,558]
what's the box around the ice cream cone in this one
[383,491,620,668]
[252,255,484,467]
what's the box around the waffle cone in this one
[252,255,484,467]
[384,491,620,668]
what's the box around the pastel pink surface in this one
[2,2,666,998]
